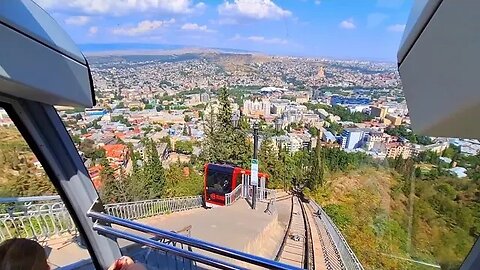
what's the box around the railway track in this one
[275,194,314,269]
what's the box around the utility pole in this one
[252,122,259,210]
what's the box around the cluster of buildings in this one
[90,53,402,102]
[47,52,480,184]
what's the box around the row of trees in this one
[304,103,373,123]
[0,127,56,197]
[200,87,252,168]
[198,88,374,192]
[386,125,433,145]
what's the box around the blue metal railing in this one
[93,224,244,270]
[0,195,61,203]
[87,210,302,270]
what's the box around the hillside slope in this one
[311,166,478,270]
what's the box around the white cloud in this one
[248,36,287,44]
[314,0,321,5]
[113,19,175,36]
[181,23,214,33]
[195,2,207,11]
[88,26,98,35]
[387,24,406,32]
[65,16,90,26]
[231,34,287,45]
[339,18,356,30]
[216,18,239,25]
[218,0,292,20]
[36,0,202,16]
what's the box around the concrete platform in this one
[46,197,292,269]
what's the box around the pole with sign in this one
[251,159,258,186]
[252,122,259,209]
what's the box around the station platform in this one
[46,196,293,269]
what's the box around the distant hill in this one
[80,43,254,57]
[80,43,184,52]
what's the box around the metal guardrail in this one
[257,188,277,202]
[104,196,203,220]
[0,195,203,241]
[88,210,302,270]
[0,196,75,241]
[309,200,364,270]
[225,184,243,206]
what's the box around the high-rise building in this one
[242,99,271,117]
[263,99,271,116]
[200,93,210,102]
[317,67,325,79]
[370,106,387,118]
[275,118,283,131]
[386,114,403,126]
[340,128,365,150]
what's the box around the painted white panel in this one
[399,0,480,138]
[0,25,93,107]
[0,0,85,64]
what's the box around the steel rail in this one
[275,195,311,269]
[299,196,314,270]
[275,195,294,261]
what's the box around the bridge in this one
[0,186,363,270]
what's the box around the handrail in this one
[175,225,192,235]
[0,198,75,241]
[257,188,276,202]
[104,196,202,220]
[87,210,302,270]
[0,195,61,203]
[309,200,364,270]
[0,195,202,241]
[225,184,243,206]
[93,224,244,270]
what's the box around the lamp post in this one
[252,121,259,210]
[231,114,259,210]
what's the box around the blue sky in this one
[36,0,413,61]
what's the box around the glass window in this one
[29,1,478,268]
[0,107,91,269]
[206,171,232,194]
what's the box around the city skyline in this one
[36,0,413,61]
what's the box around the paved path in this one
[45,194,345,270]
[47,198,291,269]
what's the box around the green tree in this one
[175,141,193,154]
[72,135,81,144]
[164,162,204,197]
[200,105,219,163]
[259,138,280,188]
[159,136,172,150]
[79,139,106,161]
[99,158,116,202]
[12,169,56,197]
[100,161,132,203]
[141,139,166,199]
[309,132,325,190]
